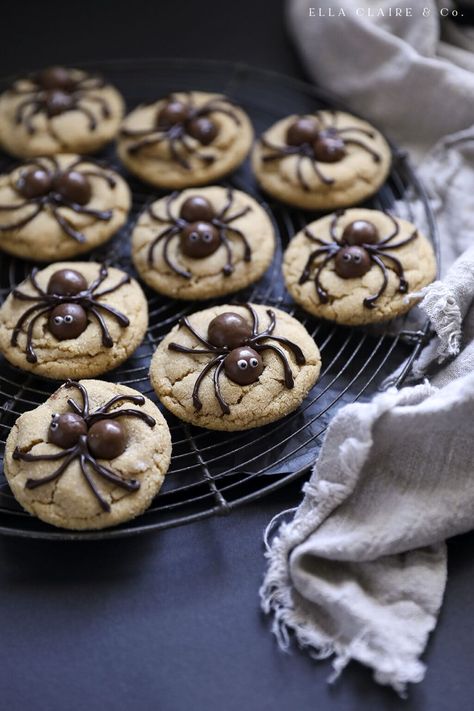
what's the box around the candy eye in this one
[189,232,199,242]
[64,314,74,323]
[203,233,212,242]
[249,358,259,368]
[353,254,361,263]
[53,315,63,325]
[342,253,351,262]
[237,359,248,370]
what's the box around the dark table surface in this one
[2,2,473,710]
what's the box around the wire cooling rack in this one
[0,58,439,540]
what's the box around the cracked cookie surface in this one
[4,379,171,530]
[0,154,131,261]
[150,303,321,431]
[252,111,391,210]
[0,262,148,379]
[132,186,275,300]
[0,69,124,157]
[283,208,436,325]
[117,91,253,189]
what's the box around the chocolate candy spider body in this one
[10,264,131,362]
[121,92,241,170]
[261,112,381,191]
[8,66,109,134]
[12,380,155,512]
[168,304,306,414]
[299,211,418,308]
[146,188,252,278]
[0,155,116,243]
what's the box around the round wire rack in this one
[0,58,439,540]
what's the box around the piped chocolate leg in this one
[24,450,78,490]
[76,105,97,131]
[51,207,86,243]
[65,380,90,418]
[363,254,389,308]
[219,232,234,276]
[254,344,295,388]
[88,408,156,428]
[213,358,230,415]
[215,221,251,262]
[60,201,112,221]
[88,300,130,327]
[79,454,111,512]
[163,230,191,278]
[177,316,216,349]
[25,306,52,362]
[192,356,224,411]
[11,302,48,346]
[0,204,42,232]
[344,139,381,163]
[299,247,335,284]
[216,188,233,220]
[92,274,131,299]
[314,253,337,303]
[88,306,115,347]
[375,251,408,292]
[378,230,418,250]
[243,303,259,336]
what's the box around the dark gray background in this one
[1,2,473,709]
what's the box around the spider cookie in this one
[0,66,124,157]
[252,111,391,210]
[117,91,253,189]
[132,186,275,300]
[0,154,130,261]
[4,380,172,530]
[0,262,148,379]
[283,208,436,325]
[150,303,321,431]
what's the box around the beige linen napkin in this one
[261,0,474,694]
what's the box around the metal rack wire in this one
[0,59,439,539]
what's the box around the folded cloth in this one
[261,0,474,695]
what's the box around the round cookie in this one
[117,91,253,189]
[0,262,148,379]
[132,186,275,300]
[252,111,391,210]
[0,66,124,157]
[4,379,172,530]
[150,303,321,431]
[0,154,131,261]
[283,208,437,325]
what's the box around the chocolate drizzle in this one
[146,188,252,278]
[298,211,418,308]
[12,380,155,512]
[0,155,116,243]
[10,264,131,362]
[260,111,382,192]
[168,304,306,414]
[8,66,108,134]
[121,92,241,170]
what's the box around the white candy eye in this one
[353,254,361,263]
[53,316,63,325]
[237,359,248,370]
[190,232,198,241]
[342,253,351,262]
[64,315,74,323]
[203,233,212,242]
[249,357,259,368]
